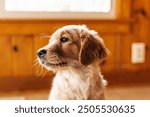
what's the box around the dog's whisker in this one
[41,70,49,78]
[40,33,51,39]
[32,61,39,67]
[38,65,44,77]
[36,63,41,77]
[37,65,42,77]
[33,59,38,64]
[33,58,38,62]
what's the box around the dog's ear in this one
[79,30,109,66]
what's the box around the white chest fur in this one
[49,65,105,100]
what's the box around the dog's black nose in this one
[37,49,47,57]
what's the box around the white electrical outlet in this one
[131,42,145,64]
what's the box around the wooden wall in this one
[0,0,150,91]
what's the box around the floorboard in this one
[0,83,150,100]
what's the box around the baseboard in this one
[104,69,150,85]
[0,76,53,92]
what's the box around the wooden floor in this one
[106,83,150,100]
[0,83,150,100]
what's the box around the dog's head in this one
[37,25,109,71]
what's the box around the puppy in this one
[37,25,109,100]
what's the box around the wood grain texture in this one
[122,0,131,19]
[101,34,116,72]
[0,36,11,78]
[12,36,33,77]
[0,20,130,35]
[132,0,150,70]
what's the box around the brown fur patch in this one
[79,31,108,66]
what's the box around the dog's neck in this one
[50,60,105,100]
[56,60,101,82]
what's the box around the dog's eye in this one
[60,37,68,43]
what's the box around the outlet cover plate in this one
[131,42,145,64]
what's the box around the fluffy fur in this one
[37,25,109,100]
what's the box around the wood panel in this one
[148,29,150,70]
[122,0,131,19]
[119,34,146,72]
[12,36,33,77]
[116,0,131,19]
[101,34,116,72]
[132,0,150,70]
[0,20,130,35]
[0,36,11,78]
